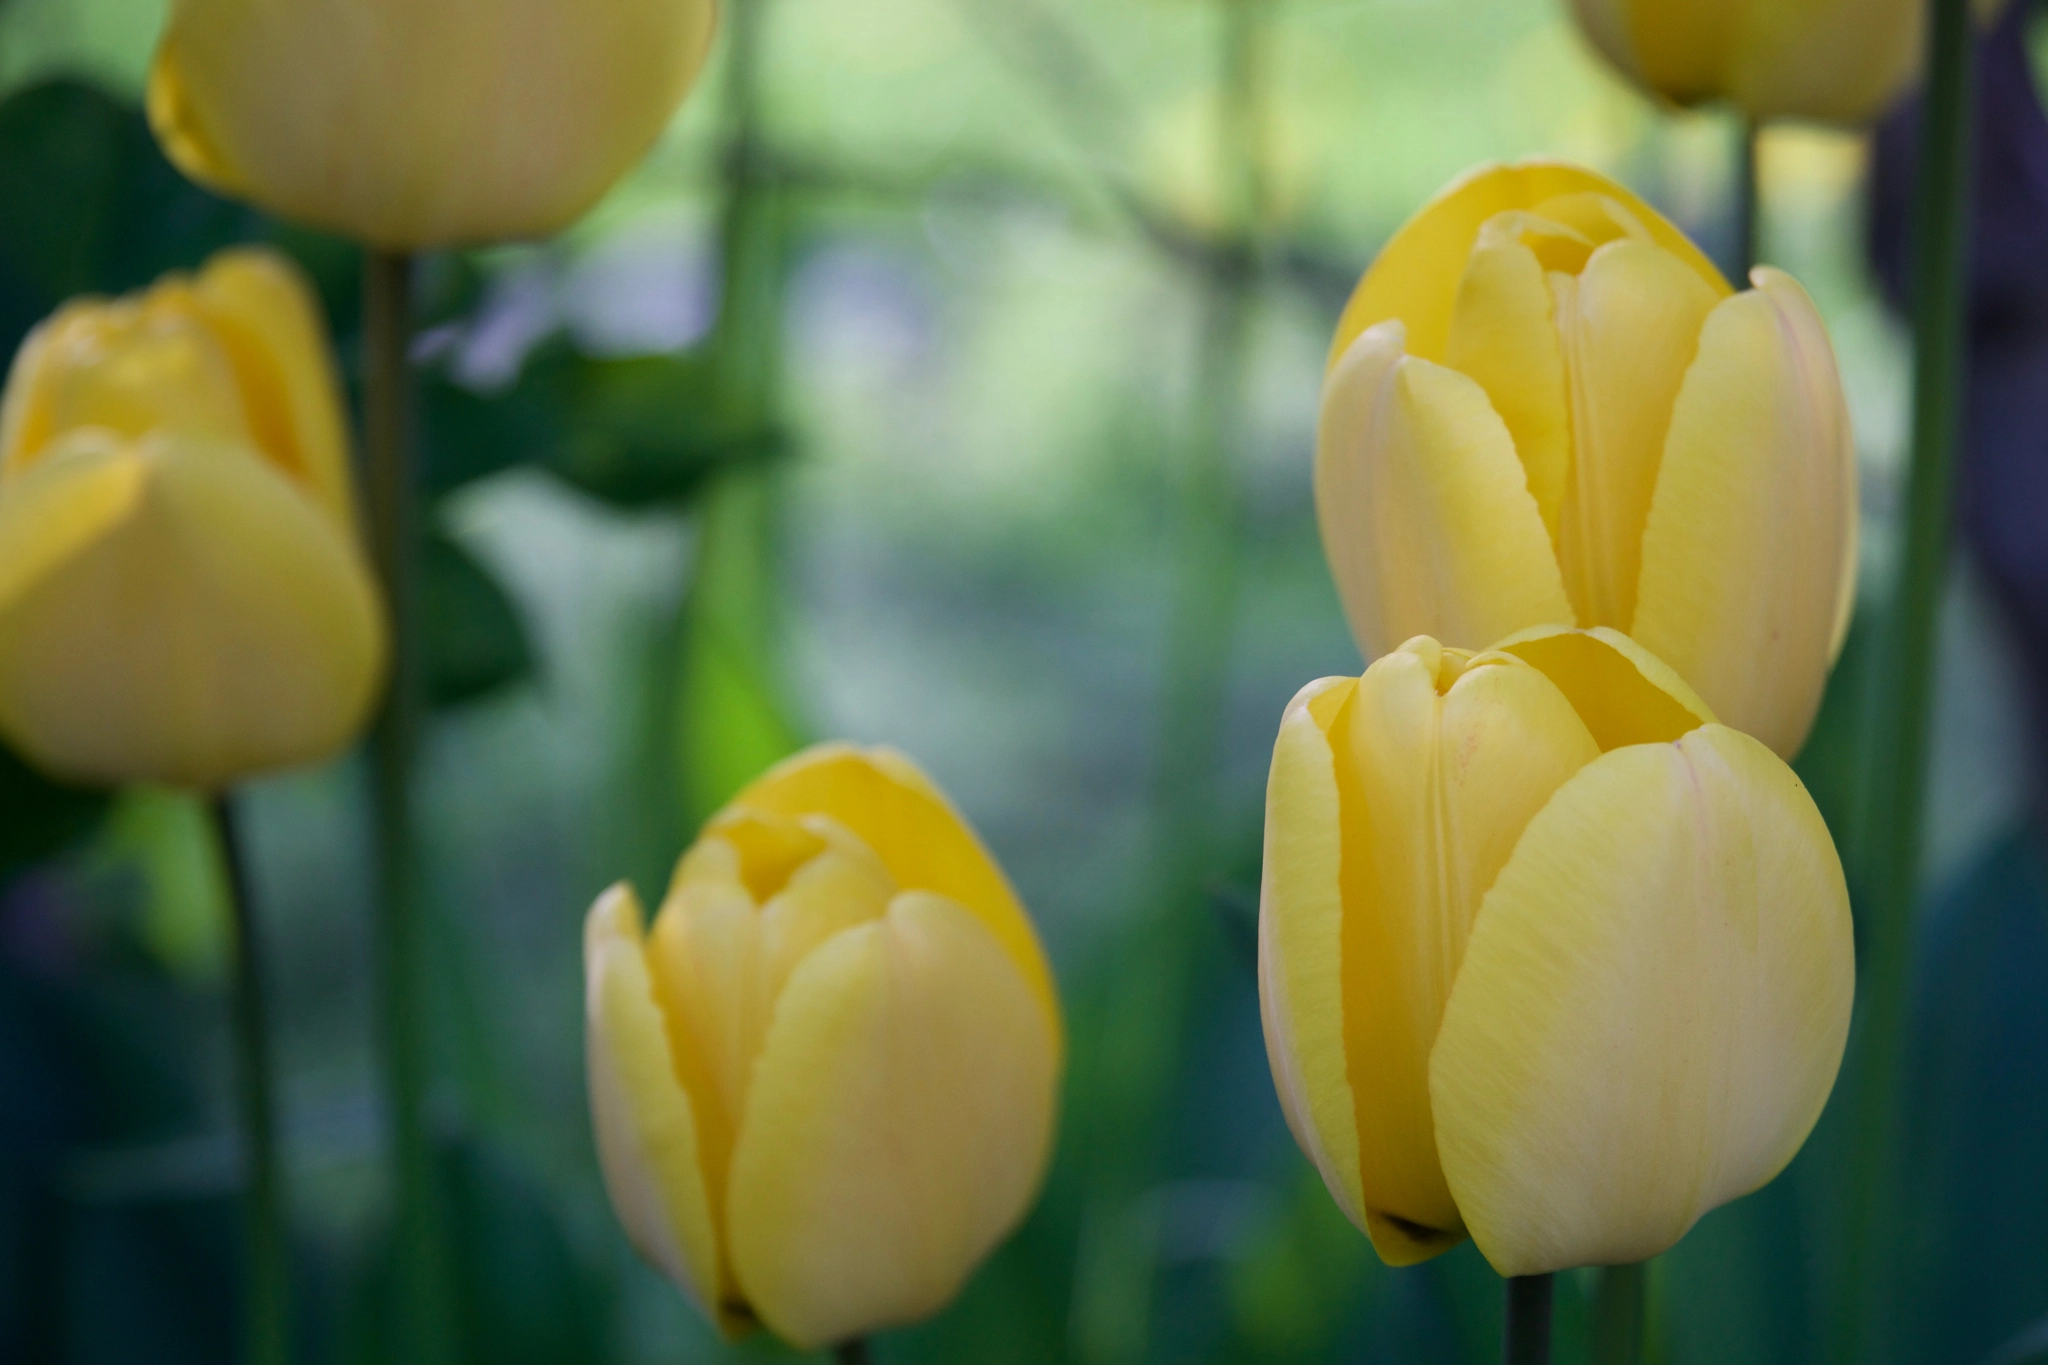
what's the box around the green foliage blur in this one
[2,0,2047,1362]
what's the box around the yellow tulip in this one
[147,0,719,251]
[1567,0,1925,124]
[1259,627,1852,1275]
[1319,161,1856,759]
[585,743,1062,1350]
[0,248,384,789]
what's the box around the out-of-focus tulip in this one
[1567,0,1922,125]
[585,744,1062,1350]
[1259,627,1852,1275]
[1318,161,1856,758]
[0,248,384,790]
[147,0,719,251]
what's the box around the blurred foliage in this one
[2,2,2048,1364]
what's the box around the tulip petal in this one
[1332,162,1728,368]
[1550,240,1722,630]
[1443,224,1572,543]
[584,883,740,1334]
[1332,643,1601,1262]
[722,744,1061,1047]
[1316,323,1571,663]
[727,892,1059,1350]
[1725,0,1922,125]
[191,248,357,527]
[1633,270,1856,759]
[148,0,720,250]
[1259,677,1368,1236]
[1430,725,1854,1277]
[0,431,384,788]
[1614,0,1739,107]
[1492,625,1715,751]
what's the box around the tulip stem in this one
[1592,1262,1647,1365]
[835,1339,872,1365]
[1504,1274,1554,1365]
[1734,113,1761,278]
[363,249,463,1362]
[212,794,290,1365]
[1842,0,1977,1359]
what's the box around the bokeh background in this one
[4,0,2048,1361]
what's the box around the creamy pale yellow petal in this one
[1258,677,1368,1236]
[0,432,384,788]
[1616,0,1739,107]
[756,817,896,1005]
[1316,323,1571,663]
[647,870,765,1183]
[1491,625,1715,751]
[12,301,251,461]
[1443,228,1571,542]
[1633,270,1855,760]
[726,893,1059,1350]
[1333,643,1600,1262]
[1331,162,1728,368]
[1726,0,1920,125]
[1550,240,1721,629]
[147,0,719,250]
[584,883,739,1334]
[1430,725,1853,1276]
[724,743,1060,1044]
[192,248,357,527]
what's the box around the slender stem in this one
[1592,1263,1647,1365]
[1733,113,1762,279]
[835,1339,872,1365]
[1504,1275,1555,1365]
[1839,0,1976,1360]
[363,250,462,1362]
[213,795,290,1365]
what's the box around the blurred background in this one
[3,0,2048,1361]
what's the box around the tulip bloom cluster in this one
[586,745,1062,1349]
[0,249,383,789]
[1261,628,1853,1273]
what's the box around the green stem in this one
[1592,1263,1647,1365]
[363,250,462,1363]
[834,1340,872,1365]
[1841,0,1976,1359]
[212,794,290,1365]
[1504,1275,1554,1365]
[1733,113,1761,279]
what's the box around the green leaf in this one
[422,531,534,709]
[0,79,260,352]
[0,744,108,887]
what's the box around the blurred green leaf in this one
[423,531,534,709]
[0,746,108,887]
[348,1137,605,1365]
[0,78,259,350]
[422,339,783,505]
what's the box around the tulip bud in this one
[0,248,385,790]
[147,0,719,250]
[1260,627,1852,1275]
[1566,0,1927,125]
[586,743,1062,1350]
[1318,161,1856,758]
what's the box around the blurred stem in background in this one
[362,250,463,1365]
[1069,0,1267,1357]
[1839,0,1977,1360]
[1733,113,1761,277]
[675,0,804,831]
[1592,1262,1648,1365]
[1506,1275,1555,1365]
[211,796,289,1365]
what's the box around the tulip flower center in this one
[23,312,254,472]
[1443,193,1727,637]
[643,812,897,1226]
